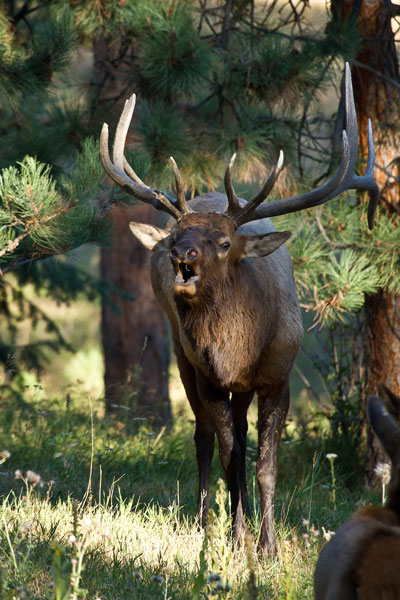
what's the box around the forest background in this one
[0,1,399,599]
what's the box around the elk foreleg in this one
[231,392,254,523]
[196,372,249,542]
[257,382,290,556]
[193,407,216,526]
[173,341,215,526]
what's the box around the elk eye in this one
[219,241,230,251]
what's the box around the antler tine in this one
[224,154,242,216]
[234,150,284,226]
[112,95,136,172]
[168,157,192,215]
[234,63,379,230]
[100,122,154,204]
[365,119,379,229]
[123,156,147,187]
[99,95,182,220]
[344,61,358,175]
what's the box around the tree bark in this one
[93,37,171,423]
[331,0,400,483]
[101,203,171,423]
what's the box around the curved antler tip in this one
[100,123,109,146]
[277,149,284,167]
[125,93,136,106]
[169,156,178,167]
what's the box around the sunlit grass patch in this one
[0,389,382,599]
[0,478,321,599]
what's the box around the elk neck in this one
[174,261,280,388]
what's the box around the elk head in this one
[100,63,380,296]
[129,211,290,299]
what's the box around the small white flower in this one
[80,517,93,533]
[322,527,335,542]
[69,535,77,544]
[310,525,319,537]
[26,470,41,484]
[374,462,391,485]
[302,518,309,528]
[15,469,23,479]
[326,453,338,460]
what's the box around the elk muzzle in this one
[170,244,201,298]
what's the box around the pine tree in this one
[329,0,400,482]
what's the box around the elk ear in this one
[129,222,171,251]
[240,231,291,259]
[378,382,400,423]
[368,393,400,464]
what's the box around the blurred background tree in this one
[0,1,399,460]
[330,0,400,482]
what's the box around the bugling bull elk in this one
[314,384,400,599]
[100,63,379,555]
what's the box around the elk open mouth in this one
[174,261,200,290]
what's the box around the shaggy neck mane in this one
[175,268,279,387]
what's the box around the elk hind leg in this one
[257,381,290,556]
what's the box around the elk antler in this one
[100,94,192,220]
[225,63,379,230]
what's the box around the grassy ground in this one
[0,383,381,600]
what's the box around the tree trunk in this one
[101,203,171,423]
[331,0,400,483]
[93,37,171,423]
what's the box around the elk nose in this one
[185,247,198,259]
[170,246,198,261]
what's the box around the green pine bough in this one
[0,139,109,274]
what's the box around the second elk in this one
[314,384,400,599]
[100,63,379,555]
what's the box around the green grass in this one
[0,385,381,599]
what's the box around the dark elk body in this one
[100,63,379,555]
[136,195,302,552]
[314,385,400,599]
